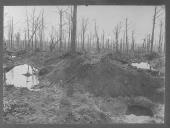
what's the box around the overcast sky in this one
[4,5,165,44]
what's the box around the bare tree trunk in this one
[89,33,92,51]
[40,10,44,50]
[102,30,105,49]
[106,39,109,50]
[71,5,77,53]
[8,17,14,49]
[164,30,165,54]
[150,7,157,53]
[94,21,100,52]
[87,34,90,51]
[26,13,41,51]
[11,17,14,49]
[81,18,88,52]
[68,14,71,50]
[120,38,123,53]
[131,31,135,52]
[32,9,35,51]
[7,21,10,49]
[59,10,63,52]
[158,20,163,53]
[56,32,59,50]
[15,32,20,50]
[115,34,118,52]
[123,31,126,53]
[125,18,128,53]
[147,34,151,53]
[8,21,10,49]
[24,30,27,50]
[26,11,30,50]
[34,30,37,50]
[142,39,146,53]
[114,24,121,53]
[82,29,85,51]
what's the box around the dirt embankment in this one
[40,52,164,103]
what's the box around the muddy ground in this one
[3,50,165,124]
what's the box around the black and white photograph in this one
[3,5,165,124]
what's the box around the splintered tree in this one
[56,7,68,52]
[131,30,135,52]
[68,8,72,48]
[11,18,14,49]
[106,38,110,49]
[158,20,163,53]
[59,10,63,51]
[71,5,77,53]
[31,16,41,51]
[94,21,100,53]
[31,8,35,50]
[147,34,151,53]
[142,38,146,52]
[122,31,126,53]
[81,18,88,51]
[114,22,121,52]
[49,26,60,52]
[87,34,90,51]
[120,38,123,53]
[15,32,20,49]
[49,26,55,52]
[101,30,105,49]
[125,18,129,53]
[39,10,45,50]
[26,10,30,50]
[8,17,14,49]
[88,33,92,51]
[25,9,42,52]
[150,6,157,53]
[24,29,27,49]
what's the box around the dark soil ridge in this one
[42,52,164,103]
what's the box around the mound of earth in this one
[44,53,164,103]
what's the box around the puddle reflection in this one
[5,64,39,90]
[131,62,155,70]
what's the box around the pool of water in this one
[11,55,16,58]
[131,62,155,70]
[5,64,39,90]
